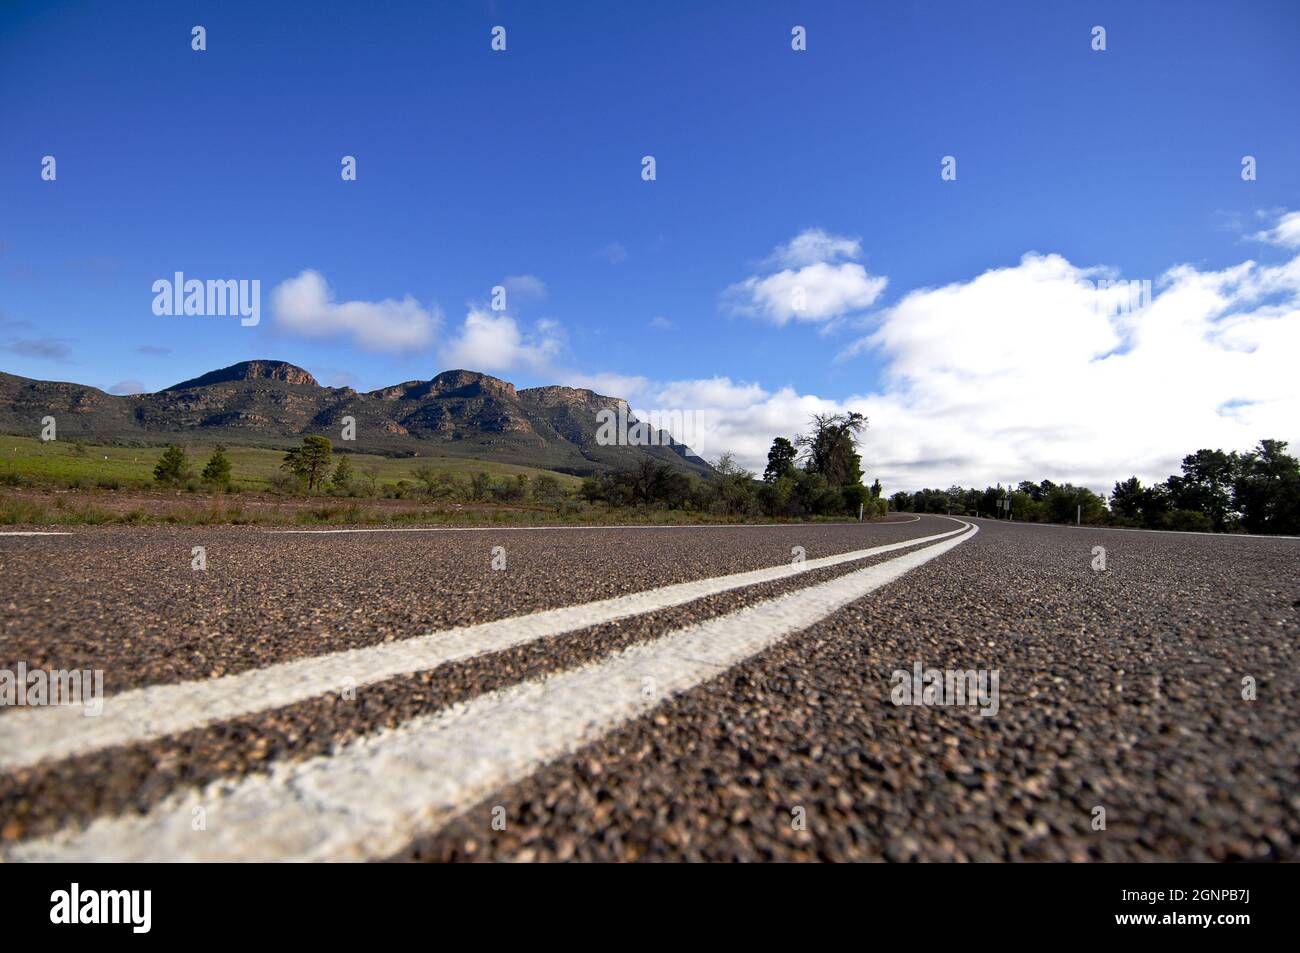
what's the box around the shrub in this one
[201,446,233,488]
[532,474,566,508]
[330,455,355,492]
[491,474,529,504]
[1166,508,1213,532]
[267,470,301,495]
[153,445,192,486]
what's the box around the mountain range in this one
[0,361,712,477]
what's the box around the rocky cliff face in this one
[167,360,320,390]
[0,361,713,478]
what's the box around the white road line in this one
[266,519,921,534]
[0,531,73,536]
[7,522,977,862]
[962,515,1300,541]
[0,522,969,772]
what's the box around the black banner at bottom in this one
[0,862,1281,942]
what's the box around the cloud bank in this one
[599,216,1300,494]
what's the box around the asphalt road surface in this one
[1,514,1297,861]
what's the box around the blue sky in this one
[2,0,1299,489]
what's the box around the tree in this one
[1137,483,1172,528]
[330,455,355,492]
[1045,483,1106,524]
[1168,449,1236,531]
[1110,477,1144,521]
[281,435,333,493]
[1233,439,1300,534]
[200,445,232,488]
[763,437,797,483]
[708,453,758,515]
[842,482,871,514]
[758,474,797,516]
[797,412,867,488]
[153,445,192,486]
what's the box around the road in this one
[1,514,1296,861]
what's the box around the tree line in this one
[581,412,887,519]
[889,439,1300,535]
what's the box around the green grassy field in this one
[0,435,585,491]
[0,435,893,529]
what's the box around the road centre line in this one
[7,522,978,861]
[266,518,922,534]
[0,520,968,772]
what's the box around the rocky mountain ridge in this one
[0,360,712,477]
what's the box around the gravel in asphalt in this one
[2,516,1296,860]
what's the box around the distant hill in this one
[0,361,713,478]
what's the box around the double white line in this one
[5,519,977,862]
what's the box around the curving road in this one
[1,514,1296,861]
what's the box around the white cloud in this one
[840,248,1300,492]
[557,371,839,469]
[271,270,439,352]
[441,308,563,374]
[648,382,838,469]
[587,238,1300,494]
[108,379,146,395]
[560,370,651,400]
[764,228,862,268]
[725,228,887,325]
[1252,209,1300,248]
